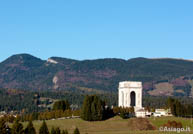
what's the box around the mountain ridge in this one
[2,54,192,64]
[0,53,193,97]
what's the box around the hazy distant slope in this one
[0,54,193,97]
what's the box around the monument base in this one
[134,107,144,112]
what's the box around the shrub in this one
[128,118,156,131]
[163,120,183,128]
[73,127,80,134]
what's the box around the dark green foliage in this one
[53,100,70,111]
[18,94,193,122]
[113,107,134,119]
[24,120,36,134]
[81,96,92,121]
[11,120,24,134]
[143,96,168,109]
[21,109,80,121]
[61,130,64,134]
[173,84,192,97]
[0,89,117,114]
[81,95,105,121]
[73,128,80,134]
[120,112,127,119]
[55,127,61,134]
[0,118,7,134]
[167,97,193,117]
[0,89,85,113]
[51,127,56,134]
[2,87,193,118]
[61,130,68,134]
[0,89,40,113]
[103,107,115,119]
[48,127,62,134]
[39,121,49,134]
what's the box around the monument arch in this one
[118,81,142,111]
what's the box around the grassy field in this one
[20,116,193,134]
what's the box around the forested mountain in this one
[0,54,193,97]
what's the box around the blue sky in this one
[0,0,192,61]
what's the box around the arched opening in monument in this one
[130,91,136,107]
[121,91,124,105]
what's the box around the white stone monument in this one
[118,81,143,111]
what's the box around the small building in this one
[153,112,162,117]
[135,109,152,118]
[153,109,172,117]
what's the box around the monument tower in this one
[118,81,143,111]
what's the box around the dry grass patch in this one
[128,118,156,131]
[148,82,173,96]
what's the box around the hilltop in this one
[0,54,193,97]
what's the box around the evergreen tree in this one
[120,112,127,119]
[91,99,97,121]
[51,127,56,134]
[11,120,24,134]
[81,95,92,121]
[39,121,49,134]
[186,104,193,116]
[24,120,36,134]
[0,118,7,134]
[62,129,68,134]
[167,97,193,117]
[73,128,80,134]
[167,97,176,116]
[175,100,182,116]
[96,97,104,120]
[55,127,60,134]
[53,100,70,111]
[81,95,105,121]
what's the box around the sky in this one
[0,0,193,61]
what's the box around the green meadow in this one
[16,116,193,134]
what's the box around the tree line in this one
[3,95,193,134]
[0,118,81,134]
[3,87,193,115]
[4,95,193,123]
[81,95,136,121]
[20,100,80,122]
[18,95,134,122]
[167,97,193,117]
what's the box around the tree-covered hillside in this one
[0,54,193,97]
